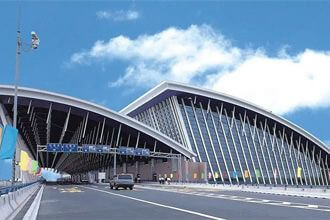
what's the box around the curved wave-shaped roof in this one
[121,81,329,154]
[0,85,196,158]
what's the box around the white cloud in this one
[207,49,330,114]
[96,10,139,21]
[69,25,330,115]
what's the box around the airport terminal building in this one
[0,81,329,186]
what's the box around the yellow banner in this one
[19,150,29,171]
[297,167,302,178]
[215,172,219,178]
[244,170,249,178]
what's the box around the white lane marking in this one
[81,186,226,220]
[308,205,318,208]
[135,185,330,212]
[245,198,252,200]
[206,194,216,197]
[23,185,44,220]
[195,193,206,196]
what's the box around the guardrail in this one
[0,180,42,196]
[0,181,42,219]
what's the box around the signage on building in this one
[118,147,150,156]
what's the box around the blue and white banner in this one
[47,143,63,152]
[0,159,12,180]
[118,147,150,156]
[0,125,18,160]
[62,144,78,152]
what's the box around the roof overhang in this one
[0,85,196,158]
[121,81,330,154]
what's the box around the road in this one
[37,184,330,220]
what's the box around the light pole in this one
[12,17,21,186]
[12,4,40,185]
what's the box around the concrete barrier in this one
[0,194,13,220]
[0,183,40,220]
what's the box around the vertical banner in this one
[0,159,12,180]
[297,167,302,178]
[27,158,33,174]
[0,125,18,159]
[36,167,42,176]
[214,172,219,179]
[244,170,249,178]
[19,150,29,171]
[274,169,277,178]
[32,160,38,174]
[222,171,227,178]
[193,173,197,179]
[255,169,261,178]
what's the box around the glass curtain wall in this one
[176,97,327,186]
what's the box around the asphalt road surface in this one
[37,184,330,220]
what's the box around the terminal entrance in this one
[37,143,207,184]
[37,143,203,184]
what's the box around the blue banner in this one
[135,148,150,156]
[0,159,12,180]
[82,145,97,153]
[47,143,63,152]
[0,125,18,159]
[118,147,150,156]
[118,147,135,155]
[98,145,110,153]
[62,144,78,152]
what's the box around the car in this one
[110,174,134,190]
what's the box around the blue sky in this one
[1,1,329,147]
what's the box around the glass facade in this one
[130,94,329,186]
[134,97,185,147]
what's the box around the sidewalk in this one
[137,182,330,199]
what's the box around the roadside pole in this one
[12,19,21,186]
[113,150,117,176]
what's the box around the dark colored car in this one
[110,174,134,190]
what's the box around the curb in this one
[139,184,330,199]
[23,185,44,220]
[0,183,40,220]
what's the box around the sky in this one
[0,0,329,147]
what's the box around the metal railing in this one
[0,180,41,196]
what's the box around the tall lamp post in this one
[12,15,21,186]
[12,14,40,185]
